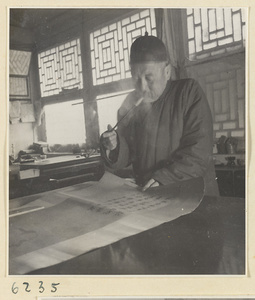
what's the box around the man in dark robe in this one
[101,33,219,196]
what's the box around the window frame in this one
[183,8,246,66]
[9,48,32,101]
[36,35,88,146]
[37,36,84,100]
[89,8,157,98]
[9,74,30,100]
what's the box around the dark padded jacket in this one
[101,79,219,196]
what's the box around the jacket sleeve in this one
[152,80,214,185]
[100,92,138,169]
[100,130,131,169]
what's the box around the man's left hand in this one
[142,178,160,191]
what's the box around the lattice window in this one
[38,38,83,97]
[186,8,246,60]
[9,50,31,99]
[10,50,31,75]
[90,9,157,85]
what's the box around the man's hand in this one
[101,124,117,151]
[142,178,160,191]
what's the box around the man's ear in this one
[165,63,171,80]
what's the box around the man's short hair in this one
[130,32,168,64]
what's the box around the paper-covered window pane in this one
[90,9,157,85]
[186,8,246,60]
[9,50,32,75]
[9,77,28,96]
[44,99,86,144]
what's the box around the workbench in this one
[9,154,104,199]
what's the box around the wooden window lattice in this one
[38,38,83,97]
[186,8,246,60]
[90,9,157,86]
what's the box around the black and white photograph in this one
[8,7,246,276]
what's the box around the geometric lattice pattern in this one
[9,77,28,96]
[38,38,83,97]
[9,50,32,75]
[90,9,157,85]
[186,8,246,60]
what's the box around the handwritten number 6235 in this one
[11,281,60,294]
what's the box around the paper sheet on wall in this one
[9,101,21,124]
[20,103,35,122]
[9,171,204,274]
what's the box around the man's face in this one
[131,61,171,103]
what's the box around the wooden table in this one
[215,165,245,198]
[9,155,104,199]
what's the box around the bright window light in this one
[97,91,133,134]
[44,99,86,144]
